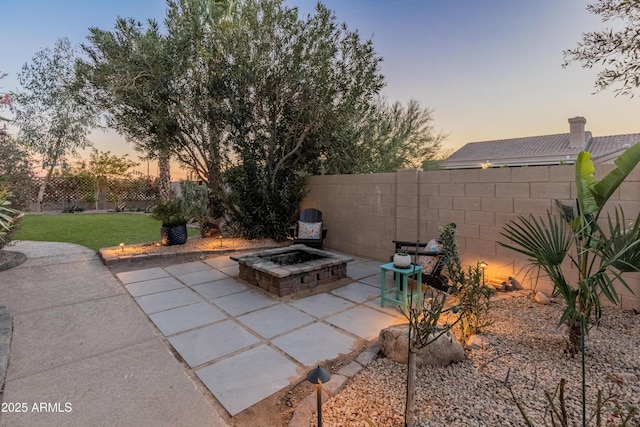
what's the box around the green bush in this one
[150,197,189,228]
[0,187,20,250]
[457,262,493,340]
[223,164,306,240]
[0,132,34,211]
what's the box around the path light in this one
[479,261,488,286]
[219,235,223,248]
[120,243,125,252]
[306,365,331,427]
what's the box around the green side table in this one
[379,262,423,310]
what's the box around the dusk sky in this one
[1,0,638,175]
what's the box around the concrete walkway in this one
[0,241,227,427]
[0,241,405,425]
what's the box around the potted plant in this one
[393,250,412,269]
[151,197,189,246]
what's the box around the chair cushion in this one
[418,255,439,275]
[298,221,322,239]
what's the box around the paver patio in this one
[116,252,406,416]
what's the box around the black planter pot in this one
[160,224,188,246]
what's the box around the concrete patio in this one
[0,240,406,425]
[115,251,406,417]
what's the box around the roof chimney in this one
[568,116,587,148]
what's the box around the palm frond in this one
[499,213,571,268]
[600,208,640,273]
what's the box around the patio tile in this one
[116,267,169,284]
[167,320,260,368]
[196,344,298,416]
[125,276,184,297]
[346,263,380,280]
[272,322,356,367]
[192,278,248,299]
[203,256,238,269]
[331,282,380,303]
[238,305,314,339]
[149,302,227,336]
[164,261,211,276]
[218,264,239,277]
[365,298,406,316]
[135,288,203,314]
[289,293,355,318]
[175,269,229,286]
[325,305,403,340]
[212,290,278,316]
[358,271,395,288]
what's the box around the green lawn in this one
[12,213,199,252]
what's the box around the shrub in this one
[0,132,34,211]
[457,262,494,340]
[223,164,306,240]
[150,197,189,228]
[0,187,20,249]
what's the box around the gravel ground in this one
[316,292,640,427]
[103,234,288,257]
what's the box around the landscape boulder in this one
[379,324,465,366]
[534,291,550,305]
[465,334,490,350]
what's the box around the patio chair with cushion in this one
[391,223,456,293]
[290,208,327,249]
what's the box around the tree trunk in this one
[158,150,171,200]
[37,163,56,212]
[567,321,581,355]
[405,350,416,427]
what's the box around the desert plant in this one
[150,197,189,228]
[0,187,20,249]
[499,142,640,354]
[439,223,464,293]
[457,262,494,340]
[402,291,460,427]
[510,377,638,427]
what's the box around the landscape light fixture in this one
[120,243,125,252]
[479,261,488,286]
[219,235,223,248]
[306,365,331,427]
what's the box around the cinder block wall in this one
[302,165,640,310]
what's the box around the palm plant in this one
[500,141,640,354]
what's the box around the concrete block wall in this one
[302,164,640,310]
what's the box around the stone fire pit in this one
[231,244,353,297]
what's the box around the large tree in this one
[79,19,176,200]
[216,0,384,238]
[320,98,447,174]
[80,149,138,210]
[11,38,96,211]
[81,0,447,240]
[563,0,640,97]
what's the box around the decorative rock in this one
[379,324,465,366]
[323,374,348,396]
[534,291,550,305]
[338,361,363,378]
[509,276,523,290]
[611,372,638,383]
[287,406,312,427]
[299,389,330,412]
[356,343,380,366]
[466,334,490,350]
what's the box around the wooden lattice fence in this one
[30,175,160,211]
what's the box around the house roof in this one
[442,131,640,169]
